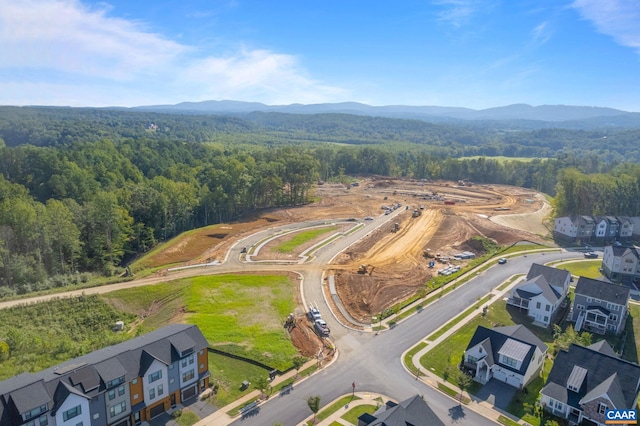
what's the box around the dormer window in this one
[107,376,125,388]
[478,347,483,354]
[23,404,47,420]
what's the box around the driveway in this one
[474,379,517,410]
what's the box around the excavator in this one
[357,264,375,275]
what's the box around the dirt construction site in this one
[176,177,553,327]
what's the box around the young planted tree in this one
[305,395,321,424]
[292,355,307,378]
[455,370,473,403]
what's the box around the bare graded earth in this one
[146,177,552,334]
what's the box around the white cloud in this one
[572,0,640,54]
[531,21,552,46]
[0,0,347,106]
[433,0,481,28]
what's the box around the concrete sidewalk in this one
[298,392,391,426]
[404,274,530,425]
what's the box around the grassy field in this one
[316,395,361,422]
[208,351,271,407]
[555,259,602,279]
[0,295,137,380]
[275,226,337,253]
[106,274,298,371]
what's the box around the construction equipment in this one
[423,249,435,258]
[357,264,375,275]
[393,223,400,233]
[412,209,421,217]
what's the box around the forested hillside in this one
[0,106,639,297]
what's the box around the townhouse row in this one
[553,215,640,244]
[0,324,210,426]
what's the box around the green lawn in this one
[557,259,602,279]
[175,410,200,426]
[341,404,377,424]
[276,226,337,253]
[317,395,361,422]
[208,352,270,407]
[418,300,557,426]
[106,273,299,371]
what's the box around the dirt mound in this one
[288,317,325,358]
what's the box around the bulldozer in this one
[423,249,435,258]
[357,264,375,275]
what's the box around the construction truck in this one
[423,249,435,258]
[412,209,421,217]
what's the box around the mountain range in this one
[130,100,640,129]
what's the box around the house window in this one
[545,304,551,311]
[598,403,608,414]
[109,401,126,417]
[610,314,618,322]
[536,302,541,309]
[92,413,99,420]
[63,405,81,422]
[169,363,174,370]
[170,378,175,384]
[200,363,204,370]
[157,385,164,396]
[132,378,138,385]
[149,388,155,399]
[118,384,125,396]
[181,354,195,368]
[467,355,478,363]
[149,370,162,383]
[25,415,48,426]
[587,297,592,303]
[502,356,517,368]
[199,350,204,355]
[544,316,549,323]
[24,405,47,420]
[183,370,195,382]
[107,376,124,388]
[133,394,139,400]
[108,389,116,400]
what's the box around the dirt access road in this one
[196,177,551,323]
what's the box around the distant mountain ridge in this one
[131,100,640,128]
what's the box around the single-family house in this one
[357,395,445,426]
[507,264,571,327]
[463,325,547,389]
[0,324,210,426]
[602,245,640,283]
[540,342,640,426]
[570,277,630,335]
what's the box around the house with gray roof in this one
[540,342,640,426]
[357,395,444,426]
[0,324,210,426]
[554,216,596,243]
[602,245,640,285]
[507,264,571,327]
[463,325,547,389]
[570,277,630,335]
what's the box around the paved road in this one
[0,209,579,425]
[231,243,580,425]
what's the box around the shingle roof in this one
[526,264,570,289]
[466,325,547,376]
[363,395,445,426]
[574,277,630,305]
[587,340,617,357]
[0,324,208,419]
[541,344,640,410]
[513,275,561,304]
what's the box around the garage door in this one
[182,385,197,401]
[149,403,165,419]
[506,375,521,388]
[492,370,507,383]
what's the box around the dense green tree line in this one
[0,106,637,297]
[555,164,640,216]
[2,107,640,163]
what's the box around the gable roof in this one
[466,325,547,376]
[541,344,640,410]
[526,264,571,288]
[574,277,630,305]
[587,340,618,358]
[360,395,445,426]
[513,275,561,304]
[608,245,640,259]
[0,324,208,420]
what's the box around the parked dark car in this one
[584,252,598,259]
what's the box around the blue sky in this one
[1,0,640,110]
